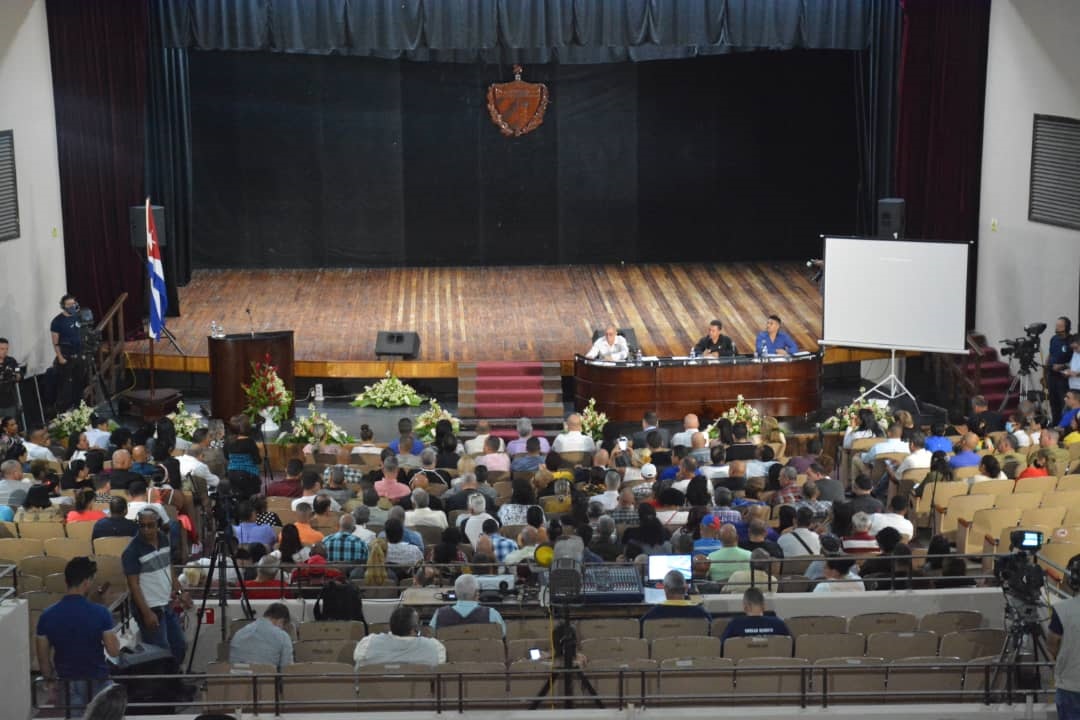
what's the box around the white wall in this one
[0,0,66,375]
[0,598,32,720]
[977,0,1080,357]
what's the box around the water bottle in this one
[760,342,768,358]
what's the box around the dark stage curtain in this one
[159,0,883,58]
[46,0,148,334]
[189,51,862,268]
[895,0,990,325]
[146,0,195,314]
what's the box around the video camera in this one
[994,530,1045,607]
[78,308,103,356]
[1000,322,1047,375]
[0,363,25,384]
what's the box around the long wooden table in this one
[573,353,821,422]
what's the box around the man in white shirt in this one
[464,420,503,455]
[404,488,448,530]
[585,326,629,362]
[458,492,496,547]
[291,472,341,512]
[778,507,822,557]
[670,414,701,449]
[84,414,112,449]
[124,480,171,527]
[23,427,58,463]
[854,422,909,477]
[0,459,31,508]
[351,506,376,543]
[868,496,915,543]
[596,470,622,510]
[476,436,510,472]
[177,445,220,490]
[891,431,932,478]
[551,414,596,454]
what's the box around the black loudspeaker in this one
[877,198,905,239]
[129,205,167,248]
[375,331,421,359]
[591,327,640,350]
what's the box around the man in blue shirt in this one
[948,433,982,469]
[924,423,953,454]
[640,570,710,627]
[50,294,85,410]
[36,557,120,716]
[1059,390,1080,432]
[754,315,799,356]
[1048,317,1074,424]
[719,586,791,646]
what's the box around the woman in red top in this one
[65,488,106,523]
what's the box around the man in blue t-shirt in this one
[754,314,799,356]
[49,294,85,410]
[36,557,120,715]
[719,586,791,646]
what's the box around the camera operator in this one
[1048,318,1074,425]
[1061,337,1080,423]
[0,338,22,419]
[1047,553,1080,719]
[50,294,85,411]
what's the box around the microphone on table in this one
[246,307,255,337]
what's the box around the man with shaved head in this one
[586,325,629,362]
[706,524,752,583]
[552,413,596,454]
[105,449,141,491]
[672,414,702,449]
[949,432,982,469]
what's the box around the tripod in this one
[82,352,117,418]
[185,521,255,673]
[989,595,1052,700]
[530,604,602,709]
[1000,355,1049,416]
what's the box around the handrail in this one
[95,292,128,332]
[84,293,127,407]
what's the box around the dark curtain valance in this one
[159,0,882,60]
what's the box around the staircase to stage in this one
[457,362,564,420]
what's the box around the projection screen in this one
[821,236,969,354]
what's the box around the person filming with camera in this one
[1048,317,1074,425]
[50,294,85,411]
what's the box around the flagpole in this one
[149,324,156,400]
[146,197,156,401]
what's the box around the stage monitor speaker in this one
[375,330,420,359]
[591,327,640,351]
[877,198,905,239]
[129,205,167,248]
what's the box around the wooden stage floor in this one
[126,263,861,379]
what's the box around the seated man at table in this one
[429,573,506,637]
[585,325,629,362]
[718,587,791,644]
[692,319,735,357]
[640,569,709,627]
[754,314,798,356]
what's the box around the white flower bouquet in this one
[581,397,608,441]
[706,394,762,437]
[167,401,204,441]
[351,371,424,409]
[821,390,891,431]
[413,399,460,443]
[277,403,355,446]
[48,400,94,441]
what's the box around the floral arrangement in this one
[581,397,608,441]
[414,399,460,443]
[351,371,424,408]
[706,394,762,437]
[821,390,891,431]
[242,354,293,426]
[277,402,355,446]
[48,400,94,441]
[166,401,203,441]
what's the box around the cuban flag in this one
[146,199,168,340]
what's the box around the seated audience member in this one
[244,556,290,599]
[355,606,445,668]
[104,449,141,492]
[734,505,777,545]
[229,603,294,670]
[795,480,831,527]
[868,495,914,542]
[609,487,640,526]
[433,428,461,469]
[551,414,596,454]
[719,587,791,643]
[865,542,923,591]
[993,433,1028,478]
[949,433,982,469]
[410,448,451,488]
[846,474,884,515]
[363,538,395,586]
[350,505,376,542]
[274,524,312,564]
[457,492,496,547]
[778,506,821,557]
[775,505,796,535]
[858,527,903,578]
[510,437,545,474]
[1017,448,1052,480]
[323,514,369,565]
[843,408,885,450]
[321,460,359,503]
[121,480,169,526]
[706,524,751,583]
[1039,427,1072,477]
[640,569,709,625]
[463,420,500,455]
[476,435,510,472]
[912,451,955,497]
[740,519,784,558]
[786,438,823,474]
[479,518,519,562]
[67,488,106,524]
[504,526,541,565]
[814,557,865,592]
[804,535,842,581]
[771,466,802,506]
[252,495,282,527]
[924,422,953,454]
[60,459,92,492]
[233,501,278,549]
[595,470,622,511]
[970,454,1007,485]
[443,473,497,515]
[891,430,932,478]
[590,516,622,561]
[506,417,550,456]
[426,526,468,578]
[805,461,843,504]
[841,512,880,554]
[178,444,220,492]
[92,497,137,540]
[374,456,410,503]
[381,505,425,552]
[746,443,780,479]
[723,423,757,461]
[405,488,447,529]
[389,417,424,456]
[267,459,305,498]
[429,573,506,637]
[968,394,1006,435]
[622,503,672,557]
[290,504,324,546]
[722,548,777,593]
[498,478,541,527]
[292,471,342,512]
[719,459,748,494]
[694,513,724,555]
[854,421,909,476]
[384,517,424,568]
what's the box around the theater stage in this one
[125,262,882,379]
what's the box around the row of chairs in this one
[0,534,130,563]
[200,655,1012,711]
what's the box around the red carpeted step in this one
[977,376,1012,393]
[466,389,553,403]
[473,361,549,376]
[470,375,545,390]
[961,361,1012,376]
[471,402,552,417]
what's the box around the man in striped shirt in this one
[122,508,190,664]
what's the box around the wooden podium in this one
[208,331,295,422]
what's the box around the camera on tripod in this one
[994,529,1045,606]
[1000,322,1047,375]
[210,479,242,530]
[78,308,103,356]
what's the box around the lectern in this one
[208,331,295,422]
